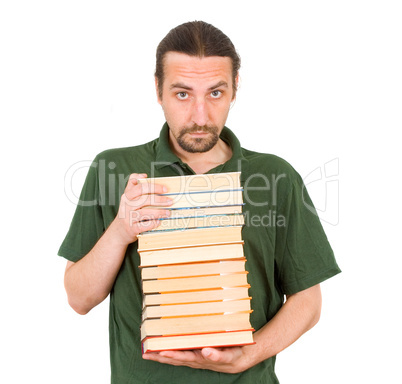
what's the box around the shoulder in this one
[93,137,159,163]
[83,137,160,177]
[241,147,302,184]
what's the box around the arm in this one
[64,174,172,315]
[143,284,322,373]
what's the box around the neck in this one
[169,136,232,174]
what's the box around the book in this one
[138,225,243,252]
[142,330,255,353]
[142,286,251,306]
[138,172,241,194]
[139,243,245,267]
[166,204,243,219]
[142,297,252,320]
[141,259,246,280]
[140,312,253,340]
[146,189,243,210]
[149,213,244,232]
[142,272,249,294]
[138,172,254,352]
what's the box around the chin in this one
[179,138,218,153]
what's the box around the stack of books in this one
[137,172,254,353]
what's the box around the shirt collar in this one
[155,122,249,179]
[155,122,182,168]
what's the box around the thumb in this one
[202,348,220,361]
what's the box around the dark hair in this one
[155,21,241,99]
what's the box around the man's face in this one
[156,52,236,154]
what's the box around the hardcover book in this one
[138,172,254,352]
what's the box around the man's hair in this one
[155,21,241,99]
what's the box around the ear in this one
[155,77,162,105]
[232,73,240,101]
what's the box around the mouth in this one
[176,125,220,153]
[188,130,209,137]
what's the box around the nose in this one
[191,98,208,127]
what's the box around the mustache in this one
[180,125,218,135]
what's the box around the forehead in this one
[163,52,232,87]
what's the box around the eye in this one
[176,92,188,100]
[210,90,222,98]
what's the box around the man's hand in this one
[65,173,173,315]
[141,285,322,373]
[142,346,252,374]
[113,173,173,245]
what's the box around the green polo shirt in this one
[58,123,340,384]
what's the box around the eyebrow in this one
[170,83,192,91]
[208,81,229,91]
[169,81,229,91]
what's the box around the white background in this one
[1,1,401,383]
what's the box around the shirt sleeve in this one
[58,157,106,262]
[275,174,341,295]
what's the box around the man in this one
[59,21,340,383]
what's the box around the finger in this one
[142,353,184,366]
[124,183,169,201]
[126,173,148,190]
[135,219,162,234]
[135,182,169,195]
[124,193,173,209]
[142,349,242,372]
[128,173,148,183]
[143,351,199,367]
[138,208,171,218]
[129,209,171,224]
[201,347,241,364]
[201,348,221,362]
[158,350,199,362]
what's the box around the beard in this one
[176,125,220,153]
